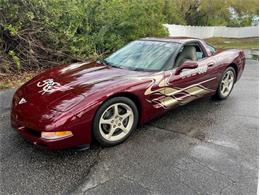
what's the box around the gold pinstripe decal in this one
[144,75,216,109]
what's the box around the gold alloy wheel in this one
[220,70,235,97]
[99,103,134,142]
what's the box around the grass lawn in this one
[205,37,259,49]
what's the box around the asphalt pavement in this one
[0,60,258,195]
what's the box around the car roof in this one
[140,37,202,44]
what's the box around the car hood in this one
[15,61,151,113]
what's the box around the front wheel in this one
[214,67,236,100]
[93,97,138,146]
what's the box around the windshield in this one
[104,40,179,71]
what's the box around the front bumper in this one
[11,112,92,150]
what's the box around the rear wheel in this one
[93,97,138,146]
[215,67,236,100]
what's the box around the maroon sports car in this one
[11,37,245,149]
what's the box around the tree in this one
[0,0,168,73]
[228,0,259,26]
[163,0,259,26]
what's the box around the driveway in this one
[0,60,258,195]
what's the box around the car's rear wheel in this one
[215,67,236,100]
[93,97,138,146]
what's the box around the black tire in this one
[214,66,236,100]
[93,97,138,147]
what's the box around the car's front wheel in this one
[215,67,236,100]
[93,97,138,146]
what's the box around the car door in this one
[160,42,218,109]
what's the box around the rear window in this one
[207,44,216,55]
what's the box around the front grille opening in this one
[26,128,41,137]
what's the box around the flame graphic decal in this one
[144,74,215,109]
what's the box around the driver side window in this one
[175,42,206,67]
[175,45,197,67]
[195,44,205,60]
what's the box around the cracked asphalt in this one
[0,60,258,195]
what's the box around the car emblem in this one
[37,79,61,95]
[19,98,27,105]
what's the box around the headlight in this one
[41,131,73,140]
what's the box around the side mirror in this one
[175,61,198,75]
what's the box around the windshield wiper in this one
[102,59,110,66]
[102,59,122,69]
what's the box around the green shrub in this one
[0,0,168,73]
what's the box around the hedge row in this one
[0,0,168,73]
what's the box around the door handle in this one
[207,62,215,67]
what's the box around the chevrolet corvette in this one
[11,37,245,149]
